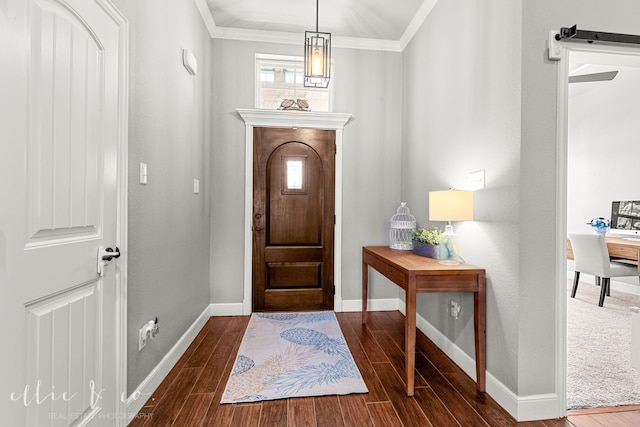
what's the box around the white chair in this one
[569,233,640,307]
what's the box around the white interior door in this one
[0,0,127,425]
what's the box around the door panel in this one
[267,262,321,288]
[0,0,125,424]
[268,148,322,245]
[253,127,335,311]
[27,0,105,246]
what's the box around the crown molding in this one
[194,0,437,53]
[193,0,217,36]
[399,0,438,51]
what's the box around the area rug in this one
[567,278,640,409]
[220,311,368,403]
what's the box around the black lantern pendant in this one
[304,0,331,88]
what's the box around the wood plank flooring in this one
[129,311,640,426]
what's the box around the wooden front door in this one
[252,127,335,311]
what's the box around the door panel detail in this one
[269,145,320,245]
[25,283,101,425]
[27,0,107,247]
[267,262,321,289]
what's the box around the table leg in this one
[362,260,368,324]
[474,273,486,392]
[405,287,416,396]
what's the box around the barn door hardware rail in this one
[549,25,640,60]
[555,25,640,45]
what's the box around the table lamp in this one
[429,189,474,264]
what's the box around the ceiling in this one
[195,0,438,51]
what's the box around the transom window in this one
[255,54,332,112]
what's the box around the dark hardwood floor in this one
[129,311,640,426]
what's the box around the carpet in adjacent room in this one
[567,278,640,409]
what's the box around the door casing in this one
[550,31,640,418]
[237,109,351,315]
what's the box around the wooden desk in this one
[362,246,486,396]
[567,236,640,269]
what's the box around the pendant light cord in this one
[315,0,319,32]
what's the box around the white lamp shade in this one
[429,190,474,221]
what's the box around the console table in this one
[362,246,486,396]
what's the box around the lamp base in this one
[438,259,460,266]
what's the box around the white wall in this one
[402,0,522,392]
[209,40,405,307]
[111,0,213,393]
[568,63,640,234]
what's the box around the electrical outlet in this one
[450,301,461,319]
[151,317,159,338]
[138,318,159,351]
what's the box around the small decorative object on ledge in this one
[389,202,416,250]
[279,99,310,111]
[588,217,610,235]
[411,227,447,259]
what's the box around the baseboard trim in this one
[515,393,562,421]
[125,305,211,423]
[341,298,400,312]
[209,299,401,315]
[210,302,244,316]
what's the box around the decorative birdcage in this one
[389,202,417,250]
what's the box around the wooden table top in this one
[363,246,485,274]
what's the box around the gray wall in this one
[112,0,213,393]
[209,40,404,306]
[402,0,522,392]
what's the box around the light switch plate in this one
[193,179,200,194]
[140,162,148,185]
[468,169,485,190]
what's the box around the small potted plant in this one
[411,227,447,259]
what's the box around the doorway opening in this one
[557,41,640,412]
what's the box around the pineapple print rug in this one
[220,311,368,403]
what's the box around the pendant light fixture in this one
[304,0,331,88]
